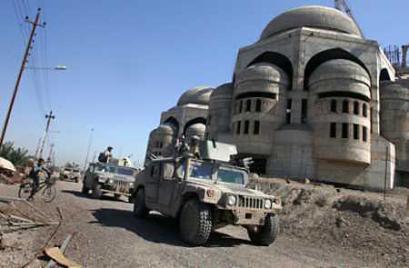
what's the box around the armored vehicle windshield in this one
[178,159,247,185]
[96,163,135,176]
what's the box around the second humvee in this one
[82,162,137,202]
[131,141,282,246]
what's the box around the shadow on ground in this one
[61,190,129,203]
[90,208,251,248]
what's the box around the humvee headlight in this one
[227,195,237,206]
[206,189,215,198]
[264,199,272,209]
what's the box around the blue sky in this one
[0,0,407,166]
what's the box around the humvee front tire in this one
[247,214,279,246]
[92,183,102,199]
[81,183,89,194]
[133,188,148,217]
[179,199,212,246]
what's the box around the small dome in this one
[151,124,175,136]
[309,59,370,86]
[309,59,371,99]
[210,83,233,100]
[260,6,362,40]
[177,86,214,106]
[185,123,206,139]
[380,81,409,100]
[236,63,289,86]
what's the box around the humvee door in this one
[157,162,178,214]
[145,162,161,204]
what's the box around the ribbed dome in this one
[210,83,233,99]
[260,6,362,40]
[309,59,370,86]
[185,123,206,139]
[177,86,214,106]
[151,124,175,135]
[309,59,371,99]
[236,63,289,87]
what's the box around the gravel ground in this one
[0,181,378,267]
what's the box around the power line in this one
[14,0,30,37]
[41,26,51,109]
[0,8,45,147]
[12,0,50,114]
[11,0,28,41]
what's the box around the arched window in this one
[330,100,337,113]
[244,120,250,134]
[362,126,368,142]
[245,99,251,112]
[342,123,349,138]
[255,99,262,112]
[236,121,241,135]
[254,121,260,135]
[342,100,349,113]
[239,101,243,113]
[362,103,368,117]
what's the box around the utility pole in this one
[38,110,55,159]
[47,143,55,165]
[34,137,42,158]
[0,8,45,147]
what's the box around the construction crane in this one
[334,0,364,37]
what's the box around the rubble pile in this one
[0,196,63,267]
[250,178,409,267]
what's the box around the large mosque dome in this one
[260,6,362,40]
[177,86,214,106]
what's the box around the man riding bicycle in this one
[27,158,49,200]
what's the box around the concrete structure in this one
[146,5,406,190]
[380,79,409,187]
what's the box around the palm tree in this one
[0,142,30,166]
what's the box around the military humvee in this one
[131,141,282,246]
[82,162,137,202]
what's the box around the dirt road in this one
[1,181,374,267]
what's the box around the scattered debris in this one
[46,233,79,268]
[45,245,81,268]
[0,211,56,234]
[21,207,64,267]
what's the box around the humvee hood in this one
[215,184,270,197]
[96,171,134,182]
[186,179,270,198]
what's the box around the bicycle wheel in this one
[18,183,33,200]
[41,185,56,203]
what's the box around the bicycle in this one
[18,173,57,203]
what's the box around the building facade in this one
[146,5,409,190]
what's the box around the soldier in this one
[176,135,190,157]
[98,146,113,163]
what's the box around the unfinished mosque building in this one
[146,5,409,190]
